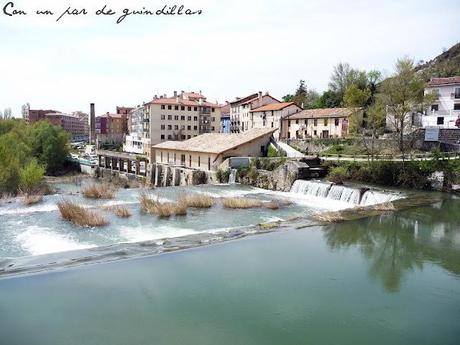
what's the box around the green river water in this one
[0,195,459,345]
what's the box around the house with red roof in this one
[250,102,302,139]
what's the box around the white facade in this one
[123,106,149,154]
[230,92,279,133]
[423,78,460,128]
[250,103,302,139]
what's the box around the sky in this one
[0,0,459,116]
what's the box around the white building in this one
[422,77,460,128]
[229,92,279,133]
[123,106,148,154]
[250,102,302,139]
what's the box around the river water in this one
[0,182,459,344]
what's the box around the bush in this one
[58,201,109,227]
[82,184,117,199]
[327,166,350,184]
[139,192,187,217]
[216,169,230,183]
[112,206,132,218]
[19,159,45,193]
[180,193,214,208]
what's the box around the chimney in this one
[174,91,177,97]
[89,103,95,144]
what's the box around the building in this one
[26,109,60,123]
[116,106,134,115]
[144,91,221,146]
[282,108,354,139]
[230,92,279,133]
[152,128,276,171]
[250,102,302,139]
[123,106,150,154]
[45,113,88,141]
[220,103,231,133]
[96,112,129,146]
[422,77,460,128]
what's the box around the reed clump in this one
[57,201,109,227]
[180,193,214,208]
[112,206,132,218]
[139,192,187,217]
[82,184,116,199]
[22,194,43,206]
[372,201,396,211]
[221,197,263,209]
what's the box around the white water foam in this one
[119,225,198,243]
[0,203,58,216]
[16,226,95,256]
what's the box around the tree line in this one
[0,119,70,195]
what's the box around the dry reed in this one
[180,193,214,208]
[221,197,263,209]
[22,194,43,206]
[139,192,187,217]
[112,206,132,218]
[82,184,116,199]
[313,211,345,223]
[57,201,109,227]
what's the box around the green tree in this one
[19,159,45,193]
[283,80,320,109]
[378,58,428,155]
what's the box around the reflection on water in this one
[323,197,460,292]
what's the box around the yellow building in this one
[282,108,355,139]
[152,128,276,171]
[144,91,221,146]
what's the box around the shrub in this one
[112,206,132,218]
[327,166,350,184]
[180,193,214,208]
[216,169,230,183]
[82,184,116,199]
[222,197,263,209]
[22,194,43,206]
[57,201,109,227]
[139,192,187,217]
[19,159,45,193]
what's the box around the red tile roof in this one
[250,102,299,112]
[427,77,460,87]
[286,108,356,120]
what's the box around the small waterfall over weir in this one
[228,169,237,184]
[290,180,399,207]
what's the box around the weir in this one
[290,180,400,206]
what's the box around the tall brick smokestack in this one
[90,103,96,144]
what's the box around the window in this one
[194,126,197,130]
[167,152,170,162]
[161,134,165,140]
[168,105,172,110]
[161,125,165,130]
[181,106,185,111]
[188,107,192,111]
[168,135,172,140]
[437,117,444,125]
[198,156,201,167]
[161,115,165,120]
[187,125,191,130]
[168,115,172,120]
[189,155,192,167]
[174,115,179,120]
[313,130,317,136]
[161,151,163,162]
[181,116,185,120]
[314,119,317,126]
[211,117,215,122]
[181,125,185,130]
[288,120,291,127]
[431,104,439,111]
[271,122,274,128]
[212,108,215,112]
[174,153,176,163]
[174,106,179,110]
[181,135,186,140]
[335,118,339,126]
[304,120,307,125]
[187,116,191,121]
[194,107,198,111]
[211,126,215,131]
[174,125,179,130]
[296,120,299,124]
[324,119,328,126]
[168,125,172,130]
[455,88,460,99]
[161,105,165,110]
[208,157,211,171]
[187,135,191,139]
[194,116,198,121]
[454,103,460,110]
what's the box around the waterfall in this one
[290,180,399,207]
[228,169,237,184]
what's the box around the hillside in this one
[416,42,460,79]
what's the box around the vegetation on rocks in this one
[82,184,117,199]
[57,201,109,227]
[216,169,230,183]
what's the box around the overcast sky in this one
[0,0,459,116]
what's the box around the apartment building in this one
[422,77,460,128]
[220,103,231,133]
[45,113,88,141]
[250,102,302,139]
[26,109,60,123]
[230,92,279,133]
[282,108,354,139]
[96,112,129,146]
[144,91,221,146]
[124,106,149,154]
